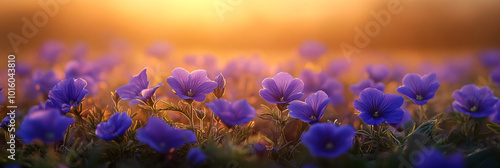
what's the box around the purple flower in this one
[1,116,11,129]
[4,164,21,168]
[146,41,171,58]
[72,43,88,60]
[390,64,407,81]
[288,91,330,124]
[319,78,344,105]
[415,149,464,168]
[490,102,500,124]
[452,84,499,118]
[349,79,385,96]
[325,59,350,77]
[16,61,32,77]
[28,100,59,114]
[488,102,500,125]
[299,70,321,94]
[490,67,500,86]
[298,41,327,60]
[260,72,304,105]
[243,56,267,76]
[223,56,267,78]
[390,108,412,129]
[38,40,64,62]
[425,57,472,84]
[213,73,226,99]
[183,54,220,77]
[65,60,102,96]
[49,78,89,113]
[166,68,218,102]
[95,112,132,140]
[93,54,121,72]
[79,76,99,97]
[302,164,319,168]
[30,70,60,96]
[276,61,297,74]
[64,60,100,82]
[301,123,355,158]
[299,70,344,105]
[480,49,500,68]
[353,88,404,125]
[203,54,218,67]
[116,68,163,103]
[366,64,390,82]
[187,148,207,166]
[136,117,196,153]
[17,109,74,143]
[184,55,199,66]
[205,99,256,127]
[252,143,268,156]
[396,73,440,105]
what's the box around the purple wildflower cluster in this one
[4,41,500,168]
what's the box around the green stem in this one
[215,118,219,139]
[151,103,157,116]
[189,103,195,132]
[420,105,427,124]
[274,113,279,147]
[199,117,204,133]
[208,113,213,138]
[277,108,287,148]
[370,125,374,136]
[464,115,470,137]
[232,126,238,143]
[281,126,286,146]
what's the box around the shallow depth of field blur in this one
[1,0,500,168]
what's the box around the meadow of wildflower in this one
[1,40,500,168]
[2,1,500,168]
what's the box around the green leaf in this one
[356,130,370,136]
[258,113,274,121]
[261,104,273,114]
[387,129,401,146]
[158,101,189,119]
[407,120,436,138]
[487,123,500,133]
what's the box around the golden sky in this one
[1,0,499,62]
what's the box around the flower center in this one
[470,106,478,112]
[280,97,285,102]
[416,95,423,101]
[310,115,317,120]
[325,142,334,150]
[373,111,379,118]
[45,133,55,140]
[187,89,194,97]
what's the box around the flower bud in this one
[213,73,226,99]
[195,109,206,120]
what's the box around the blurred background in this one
[0,0,500,109]
[1,0,500,64]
